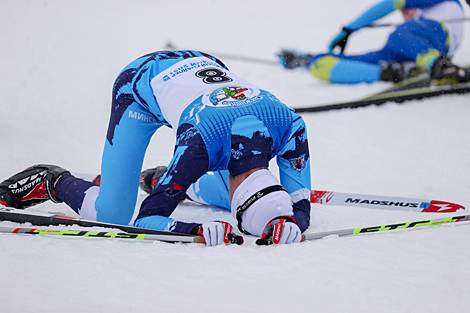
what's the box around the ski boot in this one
[430,56,470,84]
[0,164,70,209]
[380,61,424,83]
[277,50,310,69]
[139,166,167,194]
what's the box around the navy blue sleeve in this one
[292,199,311,232]
[277,114,312,233]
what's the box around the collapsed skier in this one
[0,50,311,246]
[279,0,470,84]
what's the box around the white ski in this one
[310,190,465,213]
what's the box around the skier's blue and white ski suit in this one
[57,51,311,234]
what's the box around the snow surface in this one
[1,1,470,312]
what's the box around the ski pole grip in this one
[194,234,244,245]
[195,235,205,244]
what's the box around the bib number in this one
[196,68,233,84]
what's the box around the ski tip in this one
[420,200,465,213]
[310,190,334,204]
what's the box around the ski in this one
[310,190,465,212]
[0,226,203,244]
[0,207,192,237]
[293,75,470,113]
[302,214,470,241]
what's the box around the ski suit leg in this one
[96,102,161,225]
[56,69,162,225]
[308,54,383,84]
[186,170,231,209]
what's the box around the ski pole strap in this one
[235,185,287,235]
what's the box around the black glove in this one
[328,27,352,53]
[139,166,167,193]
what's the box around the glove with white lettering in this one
[196,221,244,247]
[256,216,302,245]
[328,27,353,53]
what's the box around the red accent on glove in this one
[221,221,233,244]
[197,221,234,245]
[196,226,206,245]
[260,216,298,244]
[272,220,284,244]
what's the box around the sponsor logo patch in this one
[202,85,261,107]
[289,154,306,171]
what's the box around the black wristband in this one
[190,224,202,235]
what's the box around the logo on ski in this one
[309,190,464,213]
[345,198,419,208]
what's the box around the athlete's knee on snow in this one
[307,54,341,82]
[416,49,442,71]
[187,171,231,209]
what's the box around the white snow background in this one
[1,1,470,312]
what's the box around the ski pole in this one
[301,215,470,241]
[0,226,200,243]
[165,41,278,66]
[0,226,243,245]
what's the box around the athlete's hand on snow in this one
[256,217,302,245]
[328,27,353,53]
[198,221,244,247]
